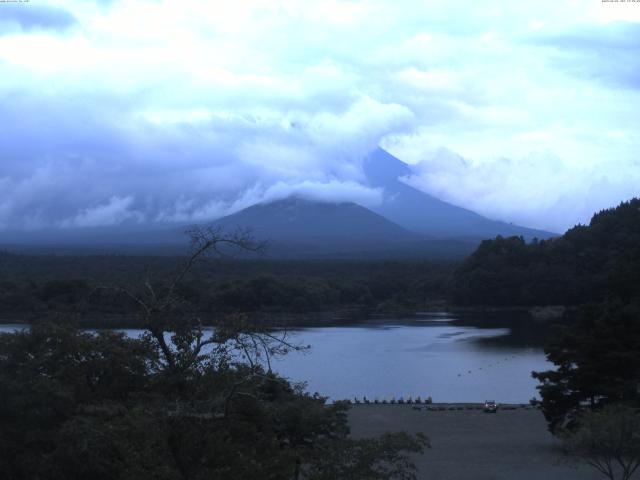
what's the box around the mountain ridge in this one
[363,148,556,240]
[0,148,557,258]
[210,197,418,244]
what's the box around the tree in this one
[449,197,640,307]
[532,300,640,433]
[563,404,640,480]
[0,226,429,479]
[114,225,269,373]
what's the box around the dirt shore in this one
[348,404,605,480]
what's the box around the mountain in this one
[209,197,477,259]
[211,197,413,243]
[0,149,555,258]
[204,148,555,258]
[363,148,556,240]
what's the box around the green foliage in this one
[0,318,427,479]
[533,301,640,433]
[0,320,157,479]
[450,198,640,306]
[562,404,640,480]
[0,227,436,479]
[0,257,453,321]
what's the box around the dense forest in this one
[0,254,453,324]
[508,199,640,435]
[449,198,640,306]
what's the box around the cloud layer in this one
[0,4,77,34]
[0,0,638,233]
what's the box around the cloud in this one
[0,4,77,34]
[0,88,401,229]
[60,196,141,228]
[394,146,640,232]
[255,180,383,209]
[155,180,383,224]
[0,0,638,233]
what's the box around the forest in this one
[0,254,453,325]
[449,198,640,307]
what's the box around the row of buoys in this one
[457,354,518,377]
[350,396,433,405]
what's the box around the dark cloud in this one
[0,4,77,34]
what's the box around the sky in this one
[0,0,639,233]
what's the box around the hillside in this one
[209,197,478,259]
[364,149,556,240]
[449,198,640,306]
[211,197,415,243]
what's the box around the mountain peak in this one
[363,148,556,240]
[363,148,412,186]
[256,196,350,209]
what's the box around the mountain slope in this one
[364,148,556,239]
[211,197,416,243]
[210,197,477,259]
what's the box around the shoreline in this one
[343,402,540,409]
[0,304,571,329]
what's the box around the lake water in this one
[0,312,552,404]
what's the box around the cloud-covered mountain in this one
[0,148,556,258]
[363,149,556,240]
[0,1,638,234]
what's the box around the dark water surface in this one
[0,311,553,403]
[272,312,552,403]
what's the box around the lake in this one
[0,311,552,404]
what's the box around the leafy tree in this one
[563,404,640,480]
[533,300,640,433]
[0,227,429,479]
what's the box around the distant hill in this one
[364,148,556,240]
[209,197,477,259]
[211,197,414,243]
[449,198,640,306]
